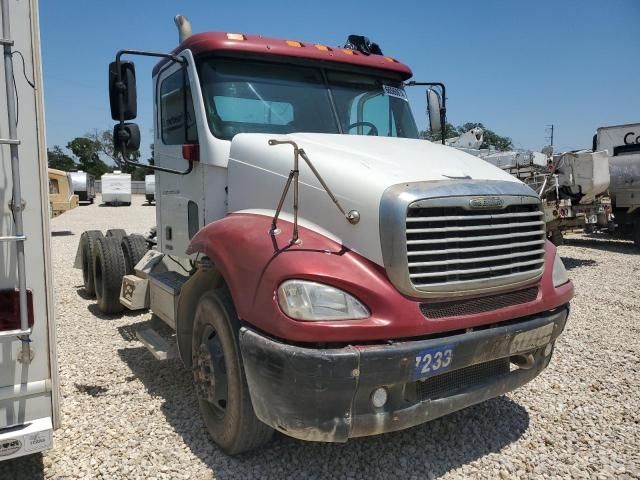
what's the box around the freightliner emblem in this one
[469,197,504,209]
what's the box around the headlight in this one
[552,253,570,287]
[277,280,370,321]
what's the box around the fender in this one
[186,213,573,344]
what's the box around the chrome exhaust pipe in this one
[174,15,192,43]
[510,353,535,370]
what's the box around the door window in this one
[160,69,198,145]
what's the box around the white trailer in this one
[144,174,155,204]
[101,171,132,206]
[0,0,59,460]
[69,170,96,204]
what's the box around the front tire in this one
[191,289,273,455]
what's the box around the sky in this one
[40,0,640,161]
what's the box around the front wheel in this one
[191,289,273,455]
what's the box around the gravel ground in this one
[1,197,639,479]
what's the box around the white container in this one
[69,170,96,203]
[101,171,132,205]
[145,174,156,203]
[555,150,610,204]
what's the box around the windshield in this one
[198,58,419,140]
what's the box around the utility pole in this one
[545,124,554,147]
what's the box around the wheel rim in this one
[194,325,228,418]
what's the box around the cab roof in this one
[152,31,413,79]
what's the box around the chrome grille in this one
[406,201,545,294]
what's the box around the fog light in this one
[371,387,388,408]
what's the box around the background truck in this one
[0,0,59,461]
[77,16,574,454]
[449,128,611,243]
[69,170,96,204]
[48,168,79,217]
[100,170,131,206]
[594,123,640,246]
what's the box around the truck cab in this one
[595,123,640,246]
[86,17,574,454]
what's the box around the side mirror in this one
[113,123,141,154]
[109,60,137,121]
[427,89,442,134]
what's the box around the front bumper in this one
[240,305,569,442]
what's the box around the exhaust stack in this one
[174,15,192,43]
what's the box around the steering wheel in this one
[346,121,379,136]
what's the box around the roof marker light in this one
[314,44,331,51]
[384,56,397,63]
[226,33,246,41]
[342,49,356,55]
[286,40,303,47]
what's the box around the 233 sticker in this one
[414,344,455,380]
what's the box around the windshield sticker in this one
[382,85,408,101]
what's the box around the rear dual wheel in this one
[121,234,148,274]
[79,230,104,296]
[93,236,126,314]
[192,288,273,454]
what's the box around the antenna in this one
[545,124,555,147]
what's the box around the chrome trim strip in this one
[409,258,544,278]
[406,220,544,234]
[408,248,546,267]
[407,239,546,256]
[411,269,545,290]
[406,211,543,222]
[407,230,545,245]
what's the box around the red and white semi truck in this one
[78,16,574,454]
[0,0,59,461]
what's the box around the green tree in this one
[421,122,458,142]
[66,137,110,178]
[47,146,76,171]
[86,129,149,177]
[130,144,154,181]
[423,122,513,151]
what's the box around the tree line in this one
[422,122,513,151]
[49,123,513,179]
[47,129,153,181]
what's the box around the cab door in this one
[154,57,204,256]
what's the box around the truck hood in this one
[227,133,524,265]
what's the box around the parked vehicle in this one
[145,174,155,204]
[450,128,611,243]
[48,168,79,217]
[0,0,59,461]
[101,171,131,206]
[594,123,640,246]
[69,170,96,204]
[77,16,573,454]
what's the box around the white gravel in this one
[1,198,639,479]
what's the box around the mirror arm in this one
[405,81,447,145]
[115,50,193,175]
